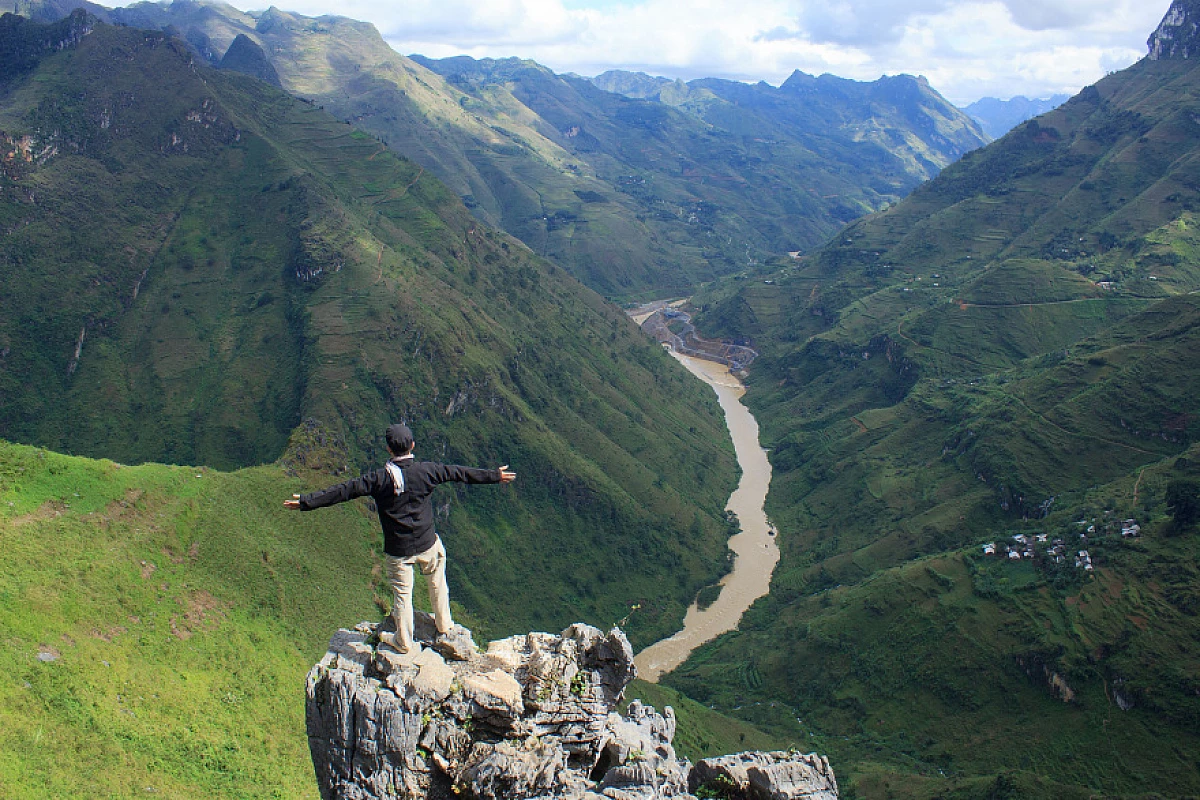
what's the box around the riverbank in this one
[632,303,757,372]
[634,352,779,682]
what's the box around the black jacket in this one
[299,456,502,557]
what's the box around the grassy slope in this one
[0,19,738,650]
[0,441,377,798]
[670,449,1200,797]
[674,52,1200,797]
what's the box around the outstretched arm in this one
[283,472,383,511]
[428,462,516,485]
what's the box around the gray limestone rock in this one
[306,622,837,800]
[1149,0,1200,60]
[690,751,838,800]
[433,625,478,662]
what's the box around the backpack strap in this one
[384,461,406,495]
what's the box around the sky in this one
[183,0,1174,105]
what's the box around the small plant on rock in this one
[695,773,738,799]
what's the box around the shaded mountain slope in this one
[679,3,1200,794]
[21,0,987,297]
[0,15,738,647]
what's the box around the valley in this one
[3,1,1200,798]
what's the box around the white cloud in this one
[1000,0,1097,30]
[792,0,955,46]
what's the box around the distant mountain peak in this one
[218,32,280,87]
[963,94,1071,139]
[1148,0,1200,59]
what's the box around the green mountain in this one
[674,2,1200,795]
[217,32,280,88]
[0,12,741,655]
[20,0,987,298]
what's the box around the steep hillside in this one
[0,13,738,648]
[672,443,1200,797]
[20,0,987,297]
[681,2,1200,795]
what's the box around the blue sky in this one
[203,1,1175,104]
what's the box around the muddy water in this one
[634,352,778,683]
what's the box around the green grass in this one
[0,440,388,798]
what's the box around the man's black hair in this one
[386,424,415,455]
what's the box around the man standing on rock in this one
[285,423,515,657]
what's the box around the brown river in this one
[634,352,779,682]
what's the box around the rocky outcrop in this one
[306,615,838,799]
[1148,0,1200,60]
[689,752,838,800]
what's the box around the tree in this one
[1166,480,1200,533]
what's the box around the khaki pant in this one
[385,536,453,652]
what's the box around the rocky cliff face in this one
[306,615,838,799]
[1148,0,1200,59]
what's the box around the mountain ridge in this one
[15,0,988,297]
